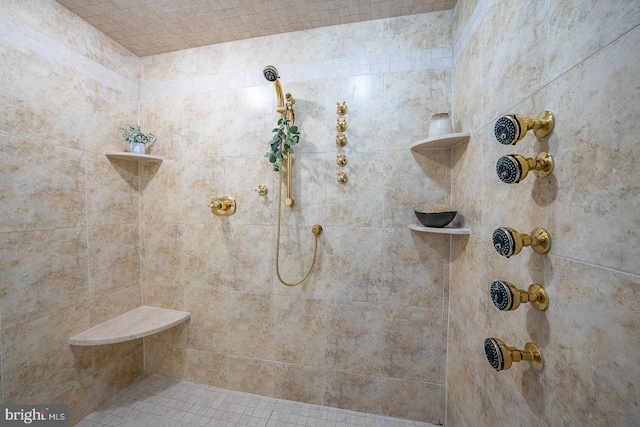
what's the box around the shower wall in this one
[138,11,453,424]
[448,0,640,426]
[0,1,143,424]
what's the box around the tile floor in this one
[78,374,440,427]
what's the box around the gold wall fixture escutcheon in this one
[337,172,349,184]
[255,185,268,196]
[336,154,348,167]
[484,338,543,371]
[495,152,554,184]
[311,224,323,235]
[492,226,552,258]
[336,117,347,132]
[494,110,555,145]
[209,196,236,216]
[490,281,549,311]
[336,101,348,115]
[336,133,348,147]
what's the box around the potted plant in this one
[120,124,156,154]
[265,117,299,171]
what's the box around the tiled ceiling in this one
[56,0,457,57]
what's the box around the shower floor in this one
[77,374,440,427]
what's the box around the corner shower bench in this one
[68,306,191,346]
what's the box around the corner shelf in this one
[105,151,163,162]
[410,132,471,151]
[69,306,190,346]
[409,224,471,235]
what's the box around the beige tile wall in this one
[0,0,142,424]
[138,11,454,425]
[449,0,640,426]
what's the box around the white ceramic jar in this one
[428,112,453,137]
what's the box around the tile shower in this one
[1,1,639,427]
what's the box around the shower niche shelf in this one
[69,306,190,346]
[409,224,471,235]
[104,151,163,162]
[410,132,471,151]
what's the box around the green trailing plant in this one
[265,117,299,172]
[120,124,156,147]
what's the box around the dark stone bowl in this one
[414,211,457,228]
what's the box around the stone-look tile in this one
[478,0,547,122]
[90,285,141,326]
[446,396,469,427]
[225,225,274,294]
[272,225,326,300]
[226,292,274,360]
[92,343,143,407]
[549,0,640,79]
[446,312,482,427]
[325,75,385,153]
[87,154,139,226]
[1,0,86,54]
[476,363,540,427]
[88,224,140,299]
[379,379,444,424]
[283,80,329,155]
[547,27,640,275]
[226,356,275,397]
[324,371,379,414]
[452,24,487,133]
[540,256,640,426]
[144,323,187,379]
[273,296,325,367]
[386,149,449,228]
[274,364,325,405]
[0,137,85,232]
[452,0,479,46]
[92,340,143,371]
[181,157,227,225]
[222,155,277,226]
[325,301,380,376]
[48,377,94,427]
[380,304,444,384]
[383,70,451,150]
[451,131,482,234]
[0,41,85,149]
[139,96,185,159]
[182,223,233,289]
[324,227,382,303]
[141,222,183,310]
[0,227,88,328]
[2,304,92,404]
[325,152,387,227]
[181,92,228,158]
[83,80,138,154]
[184,349,227,389]
[83,24,140,82]
[449,235,483,323]
[184,288,229,354]
[140,160,184,224]
[381,228,447,309]
[222,85,273,157]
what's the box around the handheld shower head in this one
[263,65,279,82]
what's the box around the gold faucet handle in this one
[209,196,236,216]
[255,185,268,196]
[336,101,348,115]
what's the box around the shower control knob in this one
[484,338,543,371]
[337,172,349,184]
[490,280,549,311]
[492,227,551,258]
[336,118,347,132]
[336,101,348,115]
[336,134,348,147]
[494,110,555,145]
[495,152,554,184]
[336,155,348,167]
